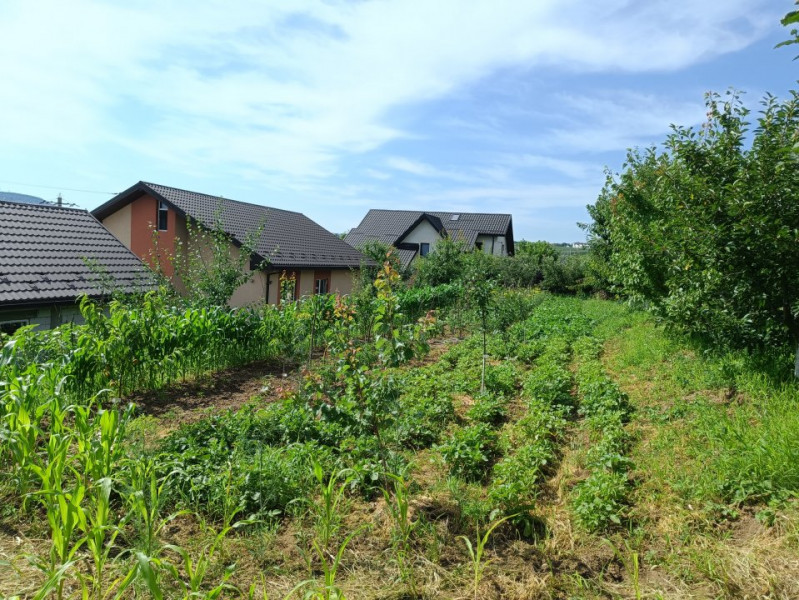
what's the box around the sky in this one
[0,1,796,242]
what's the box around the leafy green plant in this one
[466,393,507,426]
[572,470,629,531]
[438,424,499,482]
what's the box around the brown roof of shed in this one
[0,200,155,306]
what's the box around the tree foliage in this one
[174,213,266,307]
[414,237,468,286]
[777,1,799,59]
[586,90,799,355]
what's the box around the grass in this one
[596,313,799,598]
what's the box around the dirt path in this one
[127,359,297,437]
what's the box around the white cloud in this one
[507,154,599,180]
[0,0,778,178]
[412,182,601,209]
[546,91,708,152]
[385,156,473,182]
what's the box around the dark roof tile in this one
[0,201,156,306]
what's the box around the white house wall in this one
[476,234,508,256]
[400,220,442,250]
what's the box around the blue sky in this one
[0,1,795,242]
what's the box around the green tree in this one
[515,240,557,264]
[587,90,799,374]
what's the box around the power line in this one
[0,179,118,195]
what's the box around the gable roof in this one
[0,200,155,306]
[93,182,368,270]
[345,209,514,261]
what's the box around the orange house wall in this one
[130,194,177,277]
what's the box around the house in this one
[345,209,514,269]
[92,182,368,306]
[0,200,155,334]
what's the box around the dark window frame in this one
[157,200,169,231]
[420,242,430,257]
[0,320,28,336]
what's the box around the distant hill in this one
[0,191,50,205]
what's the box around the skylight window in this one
[450,214,460,221]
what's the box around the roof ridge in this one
[142,182,304,216]
[367,208,512,218]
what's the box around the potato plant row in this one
[571,337,634,531]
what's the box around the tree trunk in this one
[794,342,799,378]
[481,314,487,394]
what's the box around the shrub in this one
[414,237,468,286]
[572,470,629,531]
[438,424,499,482]
[466,394,507,426]
[392,388,455,448]
[540,254,590,295]
[397,283,463,321]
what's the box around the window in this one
[420,242,430,257]
[157,200,168,231]
[280,278,297,303]
[0,320,27,336]
[314,269,331,295]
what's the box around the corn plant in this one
[458,514,515,600]
[1,402,39,496]
[289,525,367,600]
[309,462,353,556]
[289,463,366,600]
[82,477,128,600]
[124,458,187,557]
[381,472,417,596]
[29,434,87,600]
[163,515,252,600]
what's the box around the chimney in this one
[57,194,62,207]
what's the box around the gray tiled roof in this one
[345,209,513,251]
[396,249,418,270]
[0,201,155,306]
[94,182,367,270]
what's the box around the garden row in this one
[572,337,634,531]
